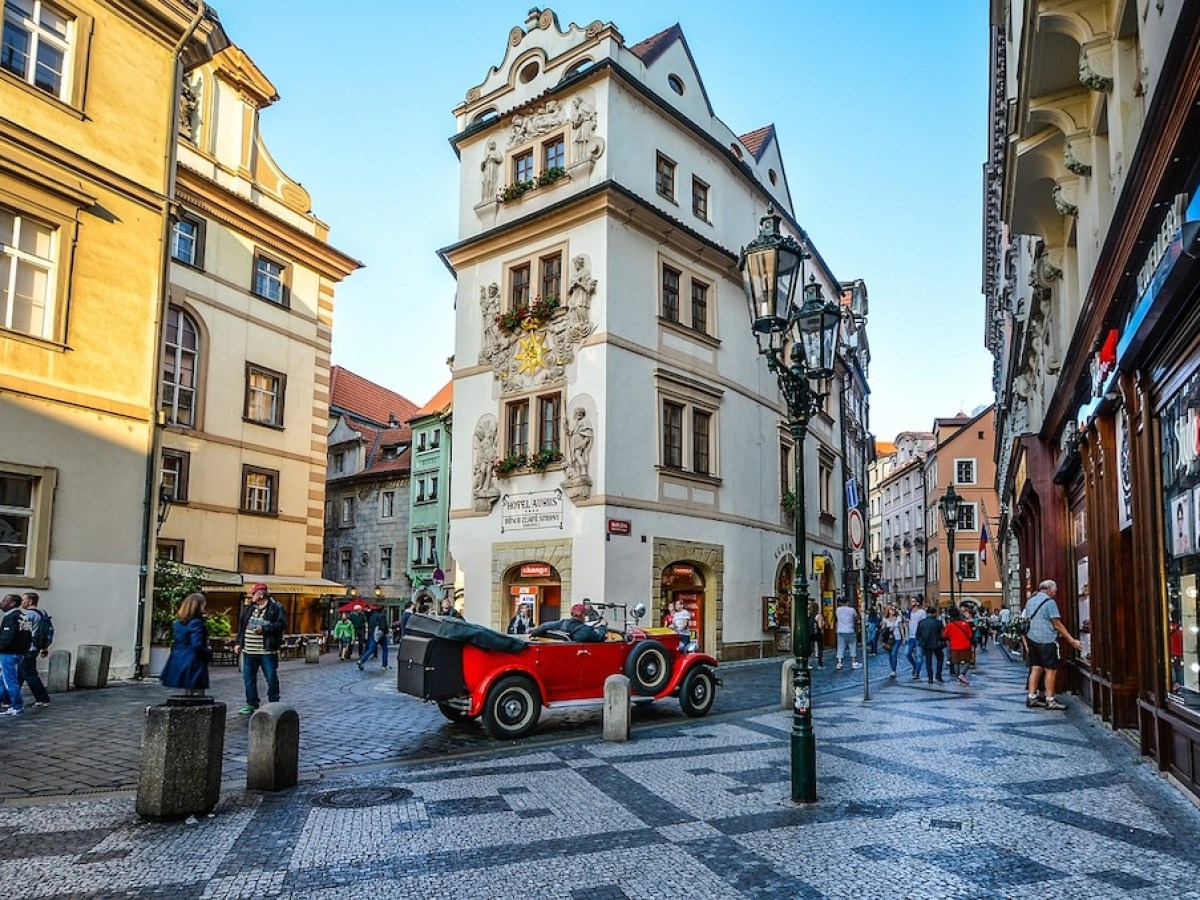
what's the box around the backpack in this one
[32,609,53,651]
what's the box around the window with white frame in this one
[956,502,977,532]
[0,204,57,340]
[245,364,285,427]
[162,306,199,427]
[339,496,353,526]
[170,213,204,268]
[955,458,977,485]
[379,546,393,581]
[252,252,287,306]
[779,441,792,496]
[241,466,277,515]
[431,428,441,448]
[1,0,72,99]
[160,449,189,503]
[429,474,439,500]
[955,551,978,581]
[380,490,394,519]
[819,460,834,516]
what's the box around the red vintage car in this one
[396,611,719,739]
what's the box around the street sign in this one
[845,477,860,510]
[848,507,865,550]
[851,549,866,569]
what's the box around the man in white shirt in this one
[906,596,927,680]
[834,596,860,670]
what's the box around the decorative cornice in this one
[1052,182,1078,217]
[1063,141,1092,176]
[1079,50,1113,93]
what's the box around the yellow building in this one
[155,42,360,641]
[0,1,226,677]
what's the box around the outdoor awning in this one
[203,573,347,594]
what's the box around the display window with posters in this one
[503,562,561,633]
[661,562,704,649]
[1159,369,1200,708]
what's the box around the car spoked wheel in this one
[625,641,672,695]
[482,675,541,739]
[679,665,716,717]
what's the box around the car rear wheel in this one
[679,665,716,717]
[625,641,672,696]
[437,701,475,723]
[482,675,541,739]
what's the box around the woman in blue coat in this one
[161,592,210,695]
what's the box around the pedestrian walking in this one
[1021,579,1083,710]
[399,600,415,637]
[906,596,926,680]
[348,605,368,656]
[915,605,945,684]
[0,594,32,717]
[332,611,355,660]
[357,607,390,670]
[834,596,860,670]
[866,606,881,656]
[233,582,285,714]
[808,600,825,669]
[880,604,904,678]
[160,592,210,697]
[944,606,975,685]
[17,592,52,707]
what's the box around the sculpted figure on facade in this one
[179,73,201,142]
[1013,366,1043,432]
[1038,294,1061,375]
[508,101,564,148]
[567,254,597,341]
[570,95,604,163]
[562,404,594,500]
[479,282,509,364]
[480,139,503,201]
[472,416,501,512]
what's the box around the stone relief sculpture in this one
[1013,367,1042,433]
[1038,294,1061,375]
[1078,51,1113,93]
[480,140,503,201]
[1063,141,1092,177]
[179,73,201,142]
[562,404,594,501]
[508,100,565,148]
[479,282,503,364]
[567,254,597,341]
[1052,182,1078,218]
[472,416,501,512]
[570,95,604,163]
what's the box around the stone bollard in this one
[47,649,71,693]
[75,645,112,689]
[304,640,320,664]
[247,703,299,792]
[602,674,631,742]
[781,658,796,710]
[136,698,225,820]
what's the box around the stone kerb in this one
[74,644,112,689]
[602,674,631,742]
[136,699,226,820]
[47,649,71,693]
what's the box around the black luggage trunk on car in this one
[396,635,464,700]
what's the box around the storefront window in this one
[1160,370,1200,707]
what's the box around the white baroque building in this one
[441,9,866,660]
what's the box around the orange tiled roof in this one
[330,365,419,428]
[875,441,897,456]
[413,380,453,419]
[738,124,773,159]
[629,24,681,64]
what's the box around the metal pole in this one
[947,528,956,609]
[790,411,816,803]
[860,551,870,701]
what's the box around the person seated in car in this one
[529,603,606,642]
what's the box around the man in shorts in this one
[1020,579,1083,710]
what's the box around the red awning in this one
[336,600,381,613]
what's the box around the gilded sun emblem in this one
[515,331,550,375]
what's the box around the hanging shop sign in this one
[501,490,564,533]
[519,563,552,578]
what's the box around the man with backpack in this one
[18,592,52,708]
[0,593,32,717]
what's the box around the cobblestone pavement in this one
[4,646,1200,898]
[0,642,881,801]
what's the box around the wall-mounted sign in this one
[501,489,564,533]
[519,563,551,578]
[607,518,631,536]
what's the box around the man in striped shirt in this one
[233,583,285,715]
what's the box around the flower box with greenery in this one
[528,447,564,472]
[495,294,560,333]
[781,491,797,522]
[536,165,566,187]
[499,166,568,204]
[493,453,528,478]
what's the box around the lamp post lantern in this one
[938,484,961,609]
[740,208,841,804]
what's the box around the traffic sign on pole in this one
[848,508,865,550]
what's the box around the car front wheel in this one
[679,665,716,717]
[482,675,542,739]
[625,641,672,696]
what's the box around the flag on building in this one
[979,522,990,565]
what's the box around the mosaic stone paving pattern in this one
[3,653,1200,898]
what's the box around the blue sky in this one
[216,1,993,440]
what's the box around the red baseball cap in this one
[571,603,586,617]
[252,582,269,593]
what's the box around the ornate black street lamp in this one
[740,208,841,804]
[939,484,961,608]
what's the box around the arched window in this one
[162,306,198,426]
